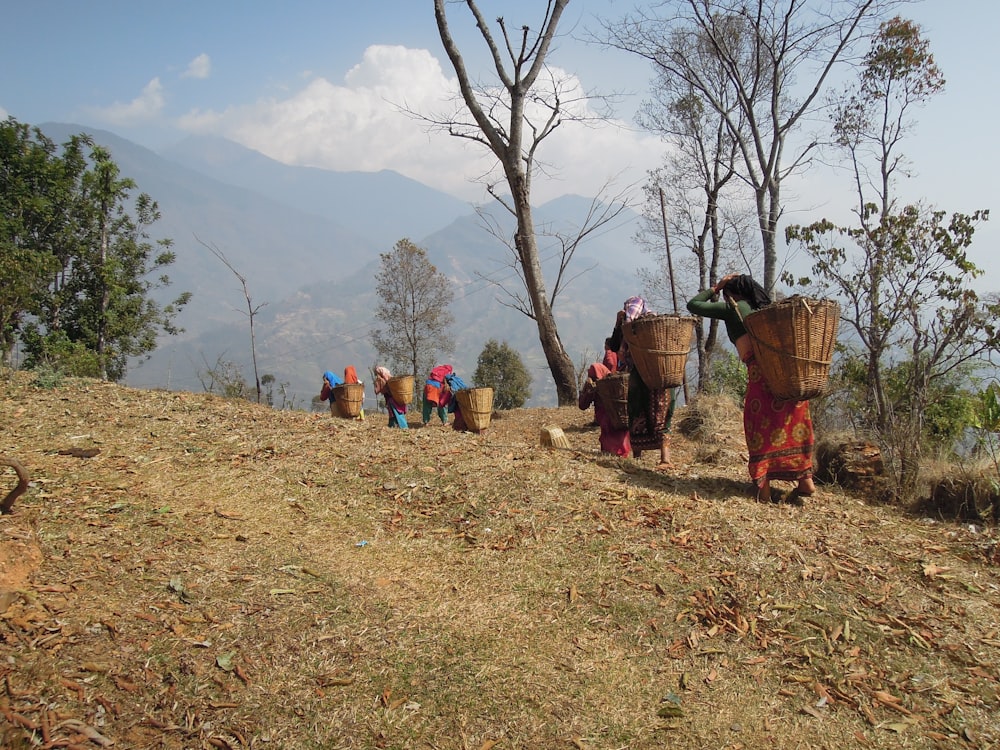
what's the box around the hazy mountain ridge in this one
[35,123,649,407]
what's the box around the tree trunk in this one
[511,191,577,405]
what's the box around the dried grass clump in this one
[814,432,891,499]
[676,393,741,441]
[923,464,1000,523]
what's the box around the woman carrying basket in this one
[343,366,365,421]
[687,274,816,503]
[319,370,343,417]
[422,364,453,426]
[578,362,630,457]
[608,296,676,470]
[373,366,408,429]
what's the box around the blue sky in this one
[2,0,997,284]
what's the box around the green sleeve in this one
[686,288,730,320]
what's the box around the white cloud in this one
[176,45,663,203]
[0,105,8,120]
[183,53,211,80]
[87,78,165,126]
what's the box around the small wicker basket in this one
[595,372,629,430]
[621,314,696,389]
[386,375,414,405]
[455,387,494,431]
[332,382,364,418]
[743,296,840,400]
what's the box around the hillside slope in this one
[1,375,998,748]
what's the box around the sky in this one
[2,0,998,286]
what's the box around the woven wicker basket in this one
[621,314,696,389]
[455,387,494,431]
[743,296,840,400]
[386,375,414,405]
[595,372,629,430]
[332,382,364,418]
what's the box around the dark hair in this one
[723,274,771,311]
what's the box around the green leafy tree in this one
[371,238,454,379]
[2,119,189,381]
[473,339,532,410]
[785,18,1000,497]
[62,146,190,380]
[0,118,89,365]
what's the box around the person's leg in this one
[756,478,771,503]
[656,434,672,469]
[422,399,433,424]
[437,406,448,424]
[797,474,816,495]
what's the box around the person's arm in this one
[686,288,731,320]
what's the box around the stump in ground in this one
[815,438,887,499]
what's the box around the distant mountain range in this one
[37,123,653,408]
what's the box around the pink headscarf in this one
[623,296,651,322]
[430,364,453,382]
[374,366,392,393]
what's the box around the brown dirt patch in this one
[1,373,998,749]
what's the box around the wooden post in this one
[659,188,690,405]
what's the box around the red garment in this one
[578,363,630,457]
[425,364,454,408]
[429,364,453,382]
[743,352,814,483]
[602,349,619,373]
[343,366,360,384]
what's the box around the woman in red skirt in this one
[687,275,816,503]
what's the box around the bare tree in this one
[196,236,266,404]
[432,0,627,406]
[602,0,905,295]
[632,27,758,392]
[473,185,631,315]
[371,239,455,380]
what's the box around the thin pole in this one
[659,188,689,404]
[659,188,680,314]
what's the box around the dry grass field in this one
[1,373,998,749]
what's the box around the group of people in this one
[579,295,675,468]
[581,274,816,503]
[321,363,478,432]
[320,274,815,502]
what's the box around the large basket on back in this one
[743,296,839,400]
[595,372,630,430]
[621,314,696,389]
[455,387,494,432]
[387,375,414,405]
[332,382,365,418]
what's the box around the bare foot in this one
[797,477,816,496]
[654,461,674,472]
